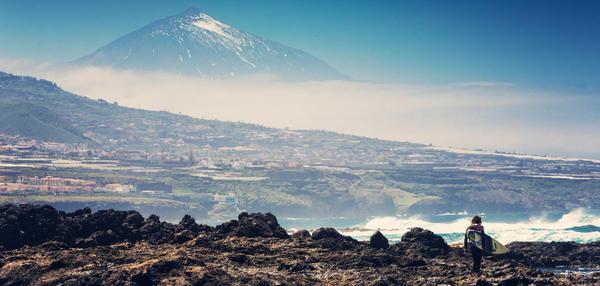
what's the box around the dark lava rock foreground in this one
[1,204,600,285]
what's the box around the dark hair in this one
[471,215,482,224]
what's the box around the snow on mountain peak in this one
[74,7,347,81]
[190,15,239,44]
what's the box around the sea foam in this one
[339,208,600,244]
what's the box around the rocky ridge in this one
[1,204,600,285]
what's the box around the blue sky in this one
[0,0,599,89]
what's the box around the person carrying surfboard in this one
[464,215,484,273]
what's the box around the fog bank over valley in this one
[2,59,599,160]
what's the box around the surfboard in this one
[467,230,509,255]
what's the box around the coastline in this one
[1,204,600,285]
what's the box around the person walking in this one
[464,215,484,273]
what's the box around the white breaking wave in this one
[339,209,600,244]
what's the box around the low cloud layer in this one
[1,58,599,159]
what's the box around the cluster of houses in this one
[0,175,134,193]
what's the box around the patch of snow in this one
[193,16,241,45]
[235,51,256,68]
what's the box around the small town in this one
[2,130,600,222]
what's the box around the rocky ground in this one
[1,204,600,285]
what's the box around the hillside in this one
[0,103,88,144]
[1,70,600,218]
[0,71,274,148]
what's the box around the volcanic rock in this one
[395,227,450,258]
[291,229,311,240]
[401,227,449,249]
[1,204,600,285]
[501,241,600,267]
[312,227,360,250]
[171,230,195,244]
[177,214,200,233]
[369,231,389,249]
[138,214,176,244]
[0,204,60,249]
[232,212,290,239]
[312,227,343,240]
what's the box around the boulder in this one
[177,214,199,233]
[138,214,176,244]
[291,230,311,240]
[236,212,289,239]
[123,211,145,229]
[401,227,448,249]
[216,212,289,239]
[390,227,450,258]
[369,231,389,249]
[176,214,214,235]
[0,204,60,249]
[215,220,239,236]
[312,227,359,250]
[86,209,144,242]
[311,228,343,240]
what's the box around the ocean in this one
[279,208,600,245]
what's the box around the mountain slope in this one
[0,70,396,154]
[0,103,88,144]
[0,71,274,149]
[74,7,347,81]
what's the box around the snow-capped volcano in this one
[74,7,347,81]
